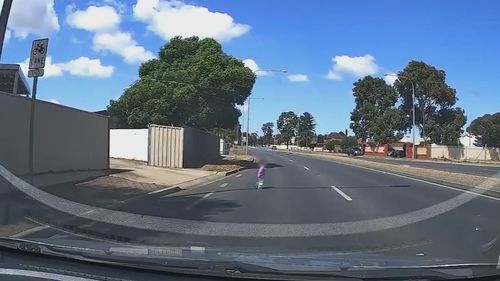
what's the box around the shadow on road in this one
[265,163,285,169]
[40,176,166,208]
[125,195,241,221]
[165,184,411,199]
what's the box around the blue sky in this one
[2,0,499,135]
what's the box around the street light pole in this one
[245,68,288,154]
[410,80,416,159]
[385,74,416,159]
[296,115,300,146]
[246,98,251,154]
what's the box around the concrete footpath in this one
[36,157,254,209]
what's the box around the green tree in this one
[108,36,255,129]
[277,111,298,149]
[350,76,404,145]
[298,112,316,147]
[273,133,282,145]
[341,136,359,151]
[261,122,274,146]
[325,140,337,152]
[424,107,467,146]
[467,113,500,147]
[394,61,464,145]
[249,132,258,146]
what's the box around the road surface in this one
[2,147,500,265]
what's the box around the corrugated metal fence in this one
[148,125,184,168]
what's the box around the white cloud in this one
[243,59,271,76]
[287,74,309,82]
[236,103,248,113]
[19,56,63,78]
[133,0,250,42]
[325,54,379,81]
[383,73,398,86]
[66,5,121,32]
[2,0,60,39]
[59,57,114,78]
[93,31,155,64]
[5,29,11,43]
[65,4,154,64]
[19,56,113,78]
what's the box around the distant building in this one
[0,64,30,96]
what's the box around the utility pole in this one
[245,98,251,154]
[246,69,287,154]
[0,0,13,61]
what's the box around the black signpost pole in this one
[28,76,38,184]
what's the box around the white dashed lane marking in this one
[220,183,228,187]
[332,185,352,201]
[203,192,214,199]
[186,192,214,210]
[289,159,294,162]
[303,166,310,170]
[235,174,242,178]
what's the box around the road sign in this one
[29,38,49,69]
[27,68,44,78]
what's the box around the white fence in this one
[110,129,148,161]
[430,145,500,161]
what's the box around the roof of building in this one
[0,64,30,96]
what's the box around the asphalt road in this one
[357,155,500,177]
[3,147,500,266]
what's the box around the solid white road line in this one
[235,174,242,178]
[303,166,310,170]
[332,185,353,201]
[220,183,228,187]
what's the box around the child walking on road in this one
[257,161,265,189]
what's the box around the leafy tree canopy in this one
[298,112,316,147]
[467,113,500,147]
[277,111,298,148]
[108,36,255,129]
[394,61,460,142]
[261,122,274,146]
[350,76,404,145]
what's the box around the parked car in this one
[271,145,277,150]
[388,148,405,158]
[346,146,363,156]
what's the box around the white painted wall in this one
[430,144,499,161]
[110,129,148,161]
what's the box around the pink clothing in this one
[257,166,265,179]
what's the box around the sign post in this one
[28,38,48,184]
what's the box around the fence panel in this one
[148,125,183,168]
